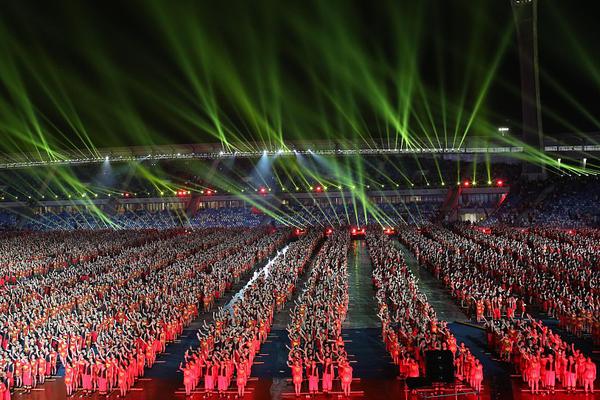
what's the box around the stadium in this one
[0,1,597,399]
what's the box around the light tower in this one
[511,0,545,179]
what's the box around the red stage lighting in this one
[294,228,306,237]
[496,180,504,187]
[259,187,267,194]
[351,227,365,237]
[315,185,322,193]
[464,181,470,187]
[325,228,333,235]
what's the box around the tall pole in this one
[511,0,545,179]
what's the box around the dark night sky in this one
[1,0,599,151]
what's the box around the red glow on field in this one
[351,227,365,237]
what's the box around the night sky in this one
[0,0,599,153]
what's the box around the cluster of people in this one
[469,225,600,340]
[366,230,483,392]
[287,231,353,396]
[398,223,598,393]
[0,229,165,286]
[180,230,322,397]
[0,226,287,397]
[487,318,596,394]
[398,225,522,321]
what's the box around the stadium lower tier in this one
[0,226,596,400]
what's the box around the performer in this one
[339,357,353,397]
[288,358,303,396]
[235,359,248,398]
[307,360,319,395]
[179,362,193,396]
[565,355,577,394]
[583,357,596,395]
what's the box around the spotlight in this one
[105,156,109,161]
[487,180,492,185]
[496,180,504,187]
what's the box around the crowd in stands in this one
[367,230,484,391]
[276,202,439,228]
[486,176,600,228]
[8,207,265,231]
[20,210,184,231]
[0,212,17,230]
[187,207,264,228]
